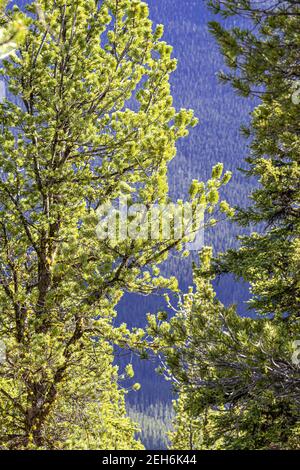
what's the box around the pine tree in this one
[149,249,300,449]
[0,1,26,59]
[207,0,300,317]
[168,393,204,451]
[0,0,216,449]
[151,1,300,450]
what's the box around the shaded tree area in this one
[150,0,300,450]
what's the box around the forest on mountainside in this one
[2,1,255,449]
[118,0,255,447]
[0,0,299,452]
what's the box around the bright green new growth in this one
[0,0,230,449]
[151,0,300,450]
[0,1,26,59]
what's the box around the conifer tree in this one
[207,0,300,317]
[152,1,300,450]
[149,250,300,449]
[0,0,229,449]
[0,1,26,59]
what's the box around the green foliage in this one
[149,252,300,449]
[151,1,300,450]
[0,0,215,449]
[168,394,204,451]
[0,1,26,59]
[208,0,300,317]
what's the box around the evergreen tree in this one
[149,249,300,449]
[151,1,300,450]
[207,0,300,317]
[0,0,225,449]
[0,1,26,59]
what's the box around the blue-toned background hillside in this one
[120,0,255,449]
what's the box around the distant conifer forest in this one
[0,0,299,451]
